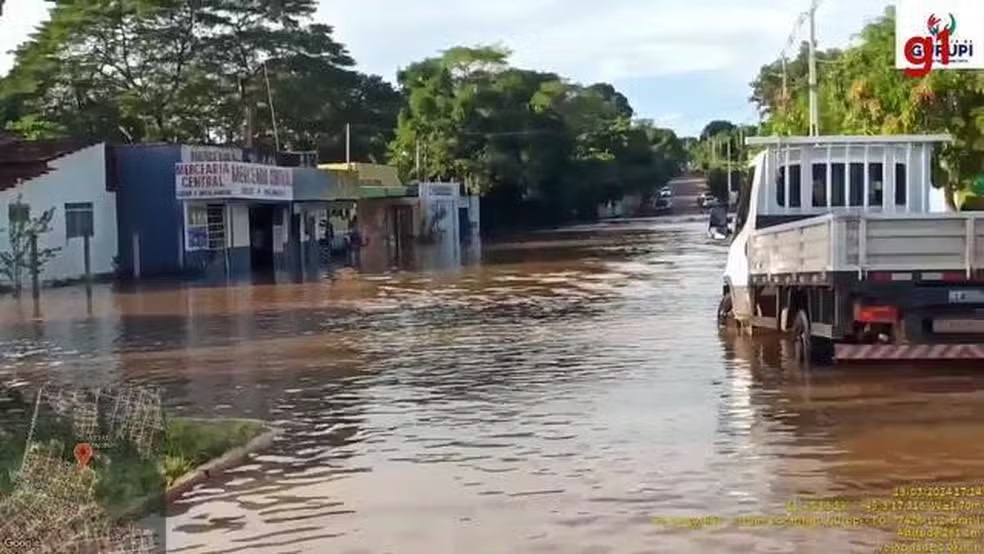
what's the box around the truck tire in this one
[791,309,833,367]
[717,293,733,326]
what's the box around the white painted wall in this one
[230,202,250,248]
[0,144,116,284]
[272,206,288,253]
[419,182,460,240]
[467,195,481,236]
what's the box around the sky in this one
[0,0,890,137]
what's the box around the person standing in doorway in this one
[348,215,361,267]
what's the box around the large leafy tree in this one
[388,46,686,228]
[0,0,400,161]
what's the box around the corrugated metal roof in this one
[0,134,93,191]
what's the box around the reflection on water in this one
[2,218,984,553]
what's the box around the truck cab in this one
[720,135,984,364]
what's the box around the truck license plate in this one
[948,290,984,303]
[933,319,984,333]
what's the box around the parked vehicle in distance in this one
[719,134,984,365]
[652,188,673,212]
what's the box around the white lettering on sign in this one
[175,162,293,201]
[181,146,243,163]
[419,182,460,198]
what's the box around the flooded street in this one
[4,219,984,553]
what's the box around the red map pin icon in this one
[74,443,94,469]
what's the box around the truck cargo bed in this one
[749,213,984,277]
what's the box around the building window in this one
[812,164,827,207]
[186,204,226,251]
[8,203,29,224]
[868,163,884,207]
[65,202,94,238]
[830,163,846,207]
[206,204,226,249]
[895,163,907,206]
[849,163,865,206]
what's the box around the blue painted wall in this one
[112,145,184,277]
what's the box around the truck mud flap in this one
[835,344,984,360]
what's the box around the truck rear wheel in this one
[791,310,833,367]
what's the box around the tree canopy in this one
[389,46,686,229]
[0,0,401,162]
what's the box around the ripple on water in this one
[1,221,982,552]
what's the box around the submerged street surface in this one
[3,219,984,553]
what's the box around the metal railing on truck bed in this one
[749,213,984,277]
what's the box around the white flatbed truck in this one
[718,135,984,364]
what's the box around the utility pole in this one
[781,56,788,107]
[240,74,254,150]
[807,0,820,136]
[262,61,281,153]
[726,137,733,197]
[414,138,421,180]
[738,127,745,168]
[345,123,351,165]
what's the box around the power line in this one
[780,10,810,101]
[775,0,822,134]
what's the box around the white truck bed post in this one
[784,144,791,215]
[845,143,850,208]
[882,145,890,212]
[825,144,832,209]
[863,145,870,209]
[906,141,913,213]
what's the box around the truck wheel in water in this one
[791,310,833,367]
[717,293,733,326]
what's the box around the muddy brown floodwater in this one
[3,218,984,553]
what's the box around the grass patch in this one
[0,399,267,521]
[162,418,267,486]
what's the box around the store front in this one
[175,160,293,278]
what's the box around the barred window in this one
[65,202,94,238]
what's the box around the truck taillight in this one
[868,272,912,282]
[920,271,967,282]
[868,271,969,283]
[854,305,898,323]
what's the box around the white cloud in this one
[0,0,51,75]
[653,113,684,124]
[318,0,890,83]
[2,0,890,81]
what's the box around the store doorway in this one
[249,204,276,272]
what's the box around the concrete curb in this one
[163,419,279,504]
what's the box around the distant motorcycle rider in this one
[708,203,729,235]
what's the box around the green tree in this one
[0,196,60,296]
[0,0,400,161]
[389,45,686,229]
